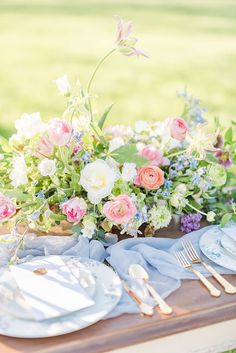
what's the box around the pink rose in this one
[35,136,54,158]
[0,194,16,222]
[103,195,137,225]
[134,165,164,190]
[48,119,72,146]
[168,117,188,141]
[61,197,87,223]
[139,145,163,166]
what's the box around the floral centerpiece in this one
[0,17,236,245]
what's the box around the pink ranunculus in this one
[48,119,72,146]
[35,136,54,158]
[135,165,164,190]
[168,117,188,141]
[139,145,163,166]
[103,195,137,225]
[61,197,87,224]
[0,194,16,222]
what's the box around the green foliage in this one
[110,144,148,166]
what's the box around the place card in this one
[10,256,95,321]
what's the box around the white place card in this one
[10,256,95,321]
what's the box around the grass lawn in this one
[0,0,235,138]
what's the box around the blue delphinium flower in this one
[189,158,198,169]
[164,179,173,189]
[35,191,45,199]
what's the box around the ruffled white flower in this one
[80,159,117,204]
[72,115,91,132]
[38,158,56,177]
[149,205,172,230]
[135,120,148,134]
[121,162,137,182]
[207,211,216,222]
[53,74,71,96]
[15,112,45,139]
[10,156,28,187]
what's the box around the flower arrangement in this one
[0,16,236,244]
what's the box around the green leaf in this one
[98,104,114,130]
[110,144,148,167]
[225,127,233,144]
[72,224,81,234]
[220,213,232,227]
[0,136,12,153]
[49,213,66,221]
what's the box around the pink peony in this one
[168,117,188,141]
[0,194,16,222]
[103,195,137,225]
[48,119,72,146]
[35,136,54,158]
[134,165,164,190]
[139,145,163,166]
[61,197,87,223]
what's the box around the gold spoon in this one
[129,264,173,315]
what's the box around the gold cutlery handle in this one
[145,282,173,315]
[203,263,236,294]
[123,282,154,316]
[192,268,221,297]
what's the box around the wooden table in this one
[0,227,236,353]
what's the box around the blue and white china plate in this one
[0,256,122,338]
[199,227,236,272]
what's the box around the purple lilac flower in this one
[215,149,232,169]
[180,213,202,233]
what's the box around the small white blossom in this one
[121,162,137,182]
[207,211,216,222]
[109,137,125,152]
[53,74,71,96]
[38,158,56,177]
[81,222,96,239]
[175,184,187,194]
[135,120,148,134]
[10,156,28,187]
[15,112,45,139]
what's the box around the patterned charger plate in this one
[199,227,236,272]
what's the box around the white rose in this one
[121,162,137,182]
[175,184,187,194]
[80,159,117,204]
[15,112,45,139]
[53,74,71,96]
[170,194,179,208]
[38,158,56,177]
[10,156,28,187]
[135,120,148,134]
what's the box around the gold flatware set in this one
[124,240,236,317]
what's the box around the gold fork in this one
[175,251,221,297]
[182,240,236,294]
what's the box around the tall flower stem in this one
[87,48,117,120]
[186,202,207,216]
[166,149,187,159]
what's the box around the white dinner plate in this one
[199,227,236,272]
[0,256,96,320]
[0,256,122,338]
[220,233,236,259]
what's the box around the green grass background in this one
[0,0,235,138]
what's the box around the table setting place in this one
[0,223,235,339]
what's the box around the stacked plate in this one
[199,226,236,272]
[0,256,122,338]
